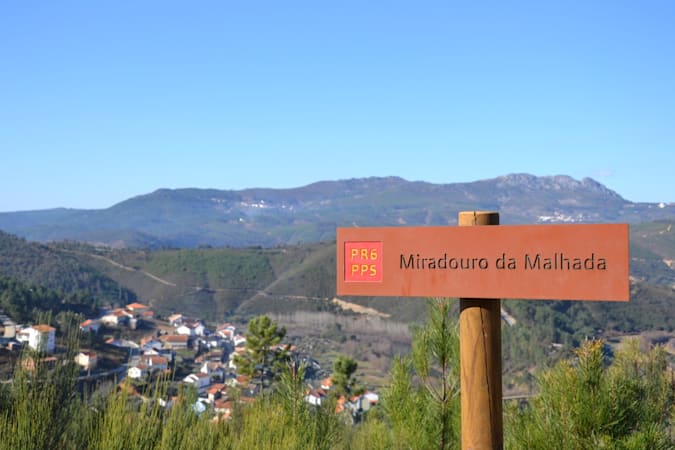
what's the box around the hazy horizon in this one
[2,2,674,211]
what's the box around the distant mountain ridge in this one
[0,174,673,248]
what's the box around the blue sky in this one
[1,1,673,212]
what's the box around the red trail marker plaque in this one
[337,223,629,301]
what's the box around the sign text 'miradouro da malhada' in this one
[337,224,629,301]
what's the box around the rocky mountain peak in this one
[0,174,670,248]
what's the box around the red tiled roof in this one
[146,356,168,366]
[126,302,150,310]
[140,335,155,346]
[160,334,188,343]
[208,384,226,394]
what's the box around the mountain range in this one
[0,174,673,248]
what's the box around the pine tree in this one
[382,298,461,450]
[331,355,359,397]
[506,338,675,449]
[233,315,288,383]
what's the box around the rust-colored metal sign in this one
[337,224,629,301]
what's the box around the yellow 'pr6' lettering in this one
[350,248,379,260]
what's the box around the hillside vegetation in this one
[630,220,675,287]
[0,231,135,305]
[52,220,675,321]
[38,222,675,382]
[54,241,338,319]
[0,219,674,382]
[1,175,674,248]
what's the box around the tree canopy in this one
[233,315,288,380]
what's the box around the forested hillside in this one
[0,231,135,305]
[52,220,674,320]
[0,219,673,382]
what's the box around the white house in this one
[143,346,174,362]
[176,324,193,336]
[363,391,379,403]
[75,351,98,371]
[100,309,131,326]
[128,364,149,379]
[159,334,189,350]
[183,372,211,393]
[79,319,100,333]
[204,335,222,349]
[362,391,380,411]
[19,325,56,353]
[216,323,236,340]
[142,355,169,371]
[176,321,206,337]
[233,334,246,347]
[207,384,227,404]
[167,314,184,326]
[305,388,327,406]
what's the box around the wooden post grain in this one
[458,211,503,450]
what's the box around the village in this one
[0,303,379,423]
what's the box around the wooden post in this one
[459,211,503,450]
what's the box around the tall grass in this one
[0,320,671,449]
